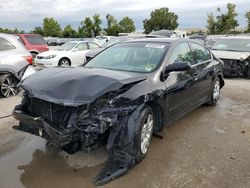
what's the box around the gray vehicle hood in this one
[212,50,250,61]
[21,67,147,106]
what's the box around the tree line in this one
[0,4,250,37]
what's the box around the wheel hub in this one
[213,80,220,101]
[141,113,153,155]
[1,76,18,97]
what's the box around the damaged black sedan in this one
[13,38,224,185]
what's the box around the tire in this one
[58,58,71,67]
[208,77,221,106]
[0,74,19,98]
[134,105,154,163]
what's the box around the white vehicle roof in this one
[221,35,250,40]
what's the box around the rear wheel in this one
[208,77,220,105]
[58,58,71,67]
[0,74,19,97]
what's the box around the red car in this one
[17,34,49,59]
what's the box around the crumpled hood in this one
[21,67,147,106]
[212,50,250,61]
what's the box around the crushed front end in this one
[13,90,144,185]
[221,58,250,78]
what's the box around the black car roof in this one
[121,38,207,47]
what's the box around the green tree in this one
[119,16,136,33]
[81,17,94,37]
[105,14,123,36]
[43,17,62,37]
[31,26,44,35]
[79,14,102,37]
[207,3,239,34]
[245,11,250,32]
[62,24,77,38]
[106,14,117,27]
[143,7,178,34]
[92,14,102,37]
[0,27,24,34]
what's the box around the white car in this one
[34,41,100,68]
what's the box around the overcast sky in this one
[0,0,249,32]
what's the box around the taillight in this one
[23,56,33,65]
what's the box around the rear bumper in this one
[13,110,79,146]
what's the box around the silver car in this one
[0,33,33,97]
[211,36,250,78]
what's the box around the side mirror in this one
[164,61,191,75]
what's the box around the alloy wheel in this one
[0,76,19,97]
[60,59,70,67]
[213,80,220,101]
[141,113,154,155]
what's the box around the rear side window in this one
[75,43,88,51]
[0,37,16,51]
[169,42,195,65]
[24,35,46,45]
[190,43,211,63]
[88,42,99,49]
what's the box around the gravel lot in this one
[0,78,250,188]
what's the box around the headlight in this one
[44,55,56,59]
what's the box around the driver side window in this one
[169,42,194,65]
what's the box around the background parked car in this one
[85,36,145,62]
[34,41,100,68]
[17,34,49,59]
[0,33,35,97]
[211,36,250,78]
[0,33,33,65]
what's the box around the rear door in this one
[165,42,200,120]
[71,42,88,65]
[189,42,214,102]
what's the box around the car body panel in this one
[212,50,250,61]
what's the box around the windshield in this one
[85,42,169,73]
[56,42,76,51]
[212,38,250,52]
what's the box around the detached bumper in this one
[13,110,78,146]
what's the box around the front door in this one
[164,42,200,120]
[71,42,89,66]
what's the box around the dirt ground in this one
[0,78,250,188]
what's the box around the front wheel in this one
[208,77,221,105]
[135,105,154,162]
[58,58,71,67]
